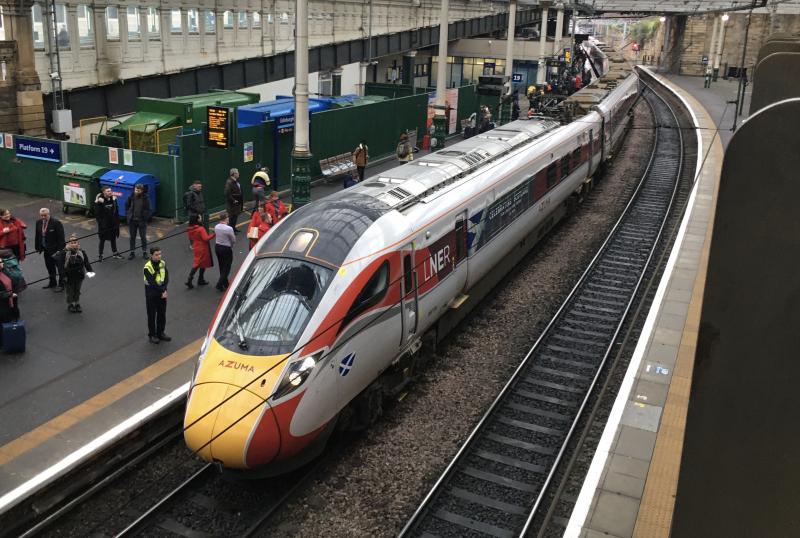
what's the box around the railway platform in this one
[0,151,416,520]
[563,72,731,537]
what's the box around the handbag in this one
[247,226,260,240]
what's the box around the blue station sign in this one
[15,137,61,162]
[512,73,523,83]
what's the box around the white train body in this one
[184,68,639,474]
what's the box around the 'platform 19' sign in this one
[15,137,61,163]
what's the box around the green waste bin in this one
[57,163,109,216]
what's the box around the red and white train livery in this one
[184,69,639,474]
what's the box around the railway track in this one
[399,74,687,538]
[114,458,319,538]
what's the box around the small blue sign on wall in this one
[15,137,61,162]
[512,73,523,83]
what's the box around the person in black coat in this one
[94,186,122,261]
[34,208,66,290]
[125,184,152,260]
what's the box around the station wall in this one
[23,0,497,95]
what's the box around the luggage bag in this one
[1,320,26,354]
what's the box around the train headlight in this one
[272,351,323,400]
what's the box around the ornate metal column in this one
[291,0,312,208]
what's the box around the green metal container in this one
[57,162,109,215]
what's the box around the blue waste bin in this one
[99,170,159,218]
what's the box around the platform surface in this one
[0,151,412,513]
[563,73,730,537]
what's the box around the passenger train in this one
[183,61,639,475]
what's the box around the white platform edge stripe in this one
[0,382,190,514]
[564,68,705,537]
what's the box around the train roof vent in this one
[437,150,465,157]
[458,149,490,167]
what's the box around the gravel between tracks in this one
[259,102,656,538]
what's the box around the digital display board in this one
[207,106,231,148]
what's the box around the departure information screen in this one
[207,106,231,148]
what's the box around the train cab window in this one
[454,219,466,264]
[546,162,558,188]
[341,261,390,331]
[215,257,333,355]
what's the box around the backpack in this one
[66,250,85,272]
[183,190,193,212]
[1,256,27,293]
[396,142,408,159]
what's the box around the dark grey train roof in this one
[256,191,391,267]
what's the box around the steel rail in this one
[534,70,693,537]
[399,74,687,538]
[115,463,214,537]
[519,75,685,536]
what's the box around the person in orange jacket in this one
[185,214,214,288]
[264,191,288,226]
[247,201,272,250]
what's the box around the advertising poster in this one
[123,149,133,166]
[446,88,459,135]
[426,94,435,132]
[243,141,254,162]
[109,147,119,165]
[63,183,87,207]
[4,134,12,148]
[0,133,4,148]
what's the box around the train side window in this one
[454,219,466,264]
[546,162,558,188]
[341,261,390,331]
[560,155,570,177]
[572,148,581,168]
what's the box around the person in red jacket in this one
[185,214,215,289]
[264,191,287,226]
[0,208,27,261]
[247,201,272,250]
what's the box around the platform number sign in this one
[512,73,523,83]
[207,106,232,149]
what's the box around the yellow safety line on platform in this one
[0,338,202,466]
[632,96,723,537]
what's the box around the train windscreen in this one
[215,257,333,355]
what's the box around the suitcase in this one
[1,320,26,354]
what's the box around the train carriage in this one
[184,56,639,475]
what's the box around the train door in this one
[454,211,469,288]
[400,244,419,347]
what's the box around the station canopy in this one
[499,0,800,15]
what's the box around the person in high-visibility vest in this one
[143,247,170,344]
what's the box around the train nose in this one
[183,382,280,469]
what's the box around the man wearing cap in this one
[54,233,93,313]
[143,247,170,344]
[34,208,65,291]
